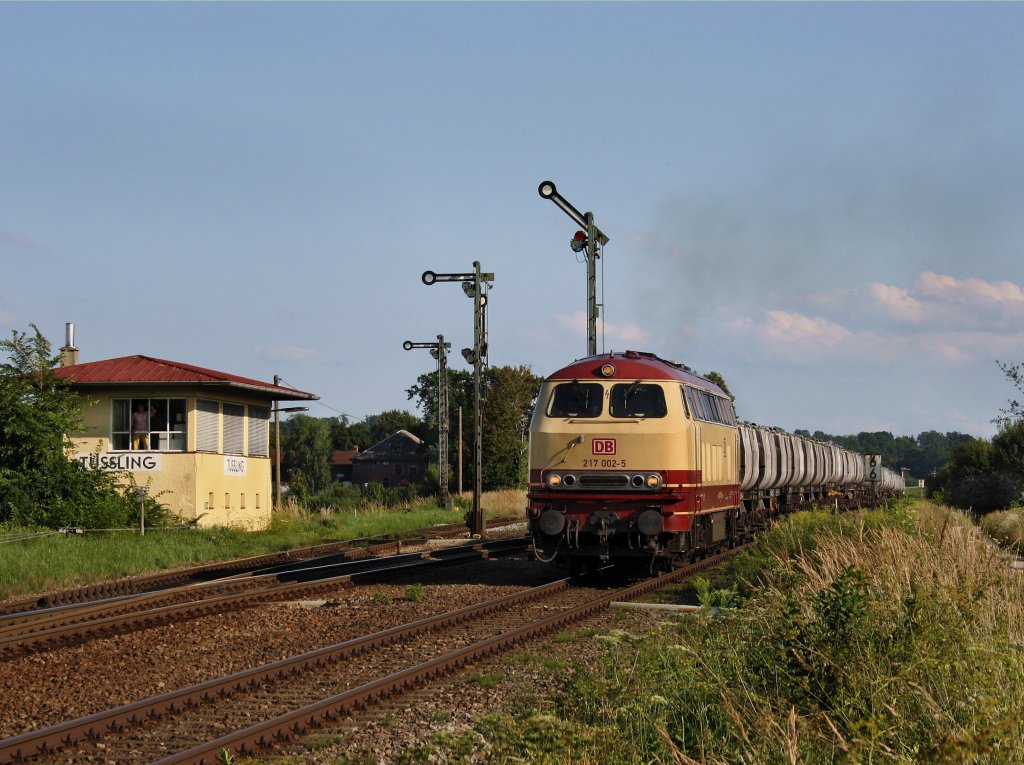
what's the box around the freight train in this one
[526,351,904,573]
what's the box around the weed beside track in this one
[345,499,1024,765]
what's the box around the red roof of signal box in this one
[53,355,317,401]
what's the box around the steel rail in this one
[0,563,565,764]
[0,516,524,617]
[160,546,745,765]
[0,544,742,764]
[0,538,530,660]
[0,532,449,637]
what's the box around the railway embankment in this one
[3,497,1021,763]
[303,498,1024,764]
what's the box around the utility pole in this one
[274,374,282,511]
[273,375,308,511]
[538,180,609,357]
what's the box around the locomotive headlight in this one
[645,473,663,489]
[546,473,562,488]
[600,363,615,377]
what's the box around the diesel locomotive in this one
[526,351,904,572]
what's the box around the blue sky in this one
[2,3,1022,440]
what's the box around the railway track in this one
[0,516,523,618]
[0,536,530,660]
[0,545,744,765]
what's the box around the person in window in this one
[132,404,150,450]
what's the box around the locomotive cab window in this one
[610,382,666,418]
[548,382,603,418]
[684,387,735,426]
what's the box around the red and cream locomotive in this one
[526,351,904,572]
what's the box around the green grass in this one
[448,499,1024,764]
[979,507,1024,552]
[0,493,522,600]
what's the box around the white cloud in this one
[886,272,1024,330]
[916,271,1024,306]
[761,310,852,345]
[254,345,325,363]
[870,283,926,323]
[722,309,901,364]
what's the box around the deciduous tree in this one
[0,325,135,527]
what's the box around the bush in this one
[979,508,1024,550]
[0,325,175,530]
[468,500,1024,763]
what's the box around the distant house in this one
[331,449,358,484]
[350,430,426,487]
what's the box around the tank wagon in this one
[527,351,904,572]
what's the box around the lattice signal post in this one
[421,262,493,536]
[403,336,452,508]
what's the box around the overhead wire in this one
[276,377,365,422]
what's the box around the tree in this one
[933,438,1018,514]
[481,365,543,490]
[360,410,423,447]
[992,420,1024,504]
[996,360,1024,428]
[330,415,368,451]
[0,325,135,528]
[282,414,332,498]
[704,371,734,400]
[407,364,541,491]
[407,368,472,489]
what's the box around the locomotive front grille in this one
[579,474,630,488]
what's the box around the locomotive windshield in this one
[547,382,603,418]
[610,382,667,418]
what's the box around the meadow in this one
[0,490,526,600]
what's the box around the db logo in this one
[592,438,616,455]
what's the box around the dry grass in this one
[459,499,1024,764]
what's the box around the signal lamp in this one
[461,281,476,298]
[462,348,477,365]
[430,348,439,360]
[570,230,587,252]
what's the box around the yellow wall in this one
[69,387,274,530]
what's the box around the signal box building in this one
[53,353,317,529]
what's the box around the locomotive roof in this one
[543,351,729,398]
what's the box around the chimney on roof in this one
[59,322,79,367]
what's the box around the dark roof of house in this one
[53,355,317,401]
[351,430,424,462]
